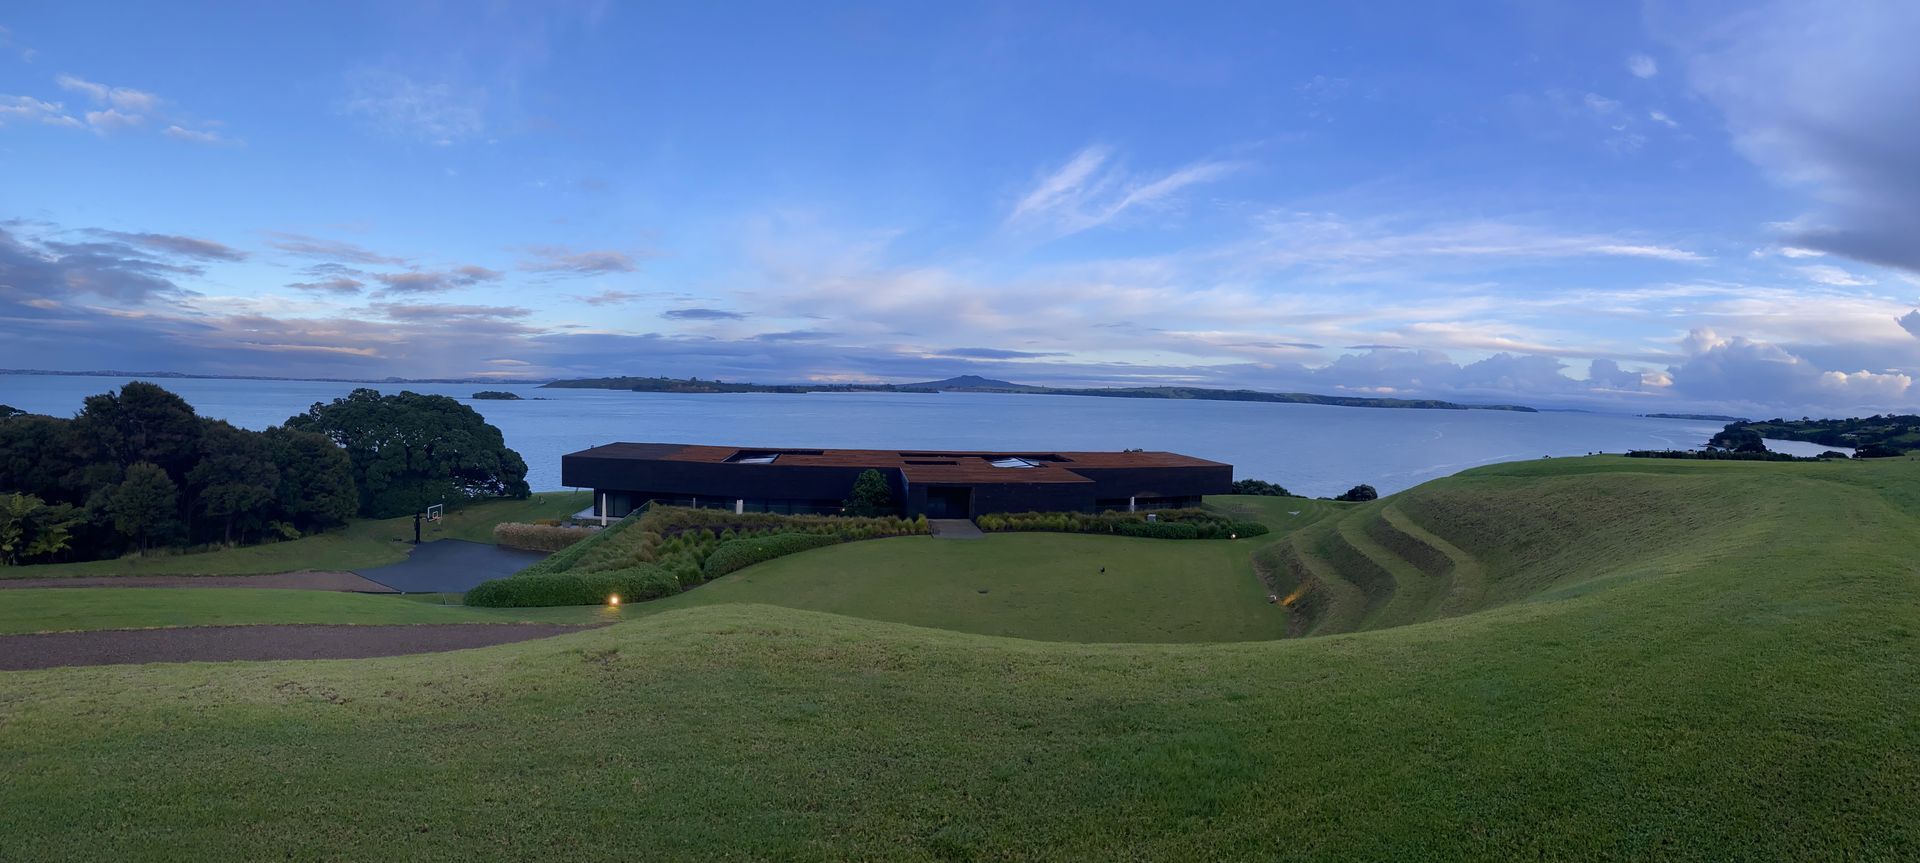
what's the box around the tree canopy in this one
[1231,479,1294,497]
[1335,484,1379,502]
[0,382,359,561]
[285,389,530,518]
[843,469,897,517]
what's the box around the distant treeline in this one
[1642,413,1748,422]
[1709,415,1920,457]
[1626,449,1838,462]
[543,375,1537,412]
[0,384,529,564]
[543,376,937,395]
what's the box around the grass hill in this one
[2,457,1918,859]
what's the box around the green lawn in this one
[1,461,1918,859]
[3,491,587,579]
[617,495,1342,643]
[0,588,614,634]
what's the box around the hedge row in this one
[493,522,597,552]
[702,533,842,580]
[464,565,680,608]
[976,510,1269,540]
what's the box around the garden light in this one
[608,594,621,607]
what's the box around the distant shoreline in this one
[1,369,549,386]
[543,374,1540,412]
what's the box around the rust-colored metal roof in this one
[567,442,1227,485]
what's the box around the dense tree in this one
[284,389,530,518]
[0,405,24,419]
[843,469,897,517]
[1335,484,1379,502]
[0,493,80,565]
[188,421,281,545]
[108,463,179,554]
[0,384,376,560]
[1231,479,1294,497]
[0,413,85,506]
[1708,427,1768,454]
[262,427,358,533]
[72,381,205,481]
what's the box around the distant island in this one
[1643,413,1748,422]
[2,368,547,386]
[1710,415,1919,457]
[471,391,525,400]
[542,374,1538,412]
[544,376,938,395]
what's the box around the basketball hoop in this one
[425,503,445,522]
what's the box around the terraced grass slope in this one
[1256,455,1885,636]
[2,456,1918,860]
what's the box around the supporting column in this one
[735,498,744,514]
[600,493,608,527]
[1129,495,1137,512]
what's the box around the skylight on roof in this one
[988,457,1041,468]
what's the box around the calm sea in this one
[1,374,1767,497]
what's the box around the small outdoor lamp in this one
[608,594,621,607]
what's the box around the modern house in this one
[561,442,1233,519]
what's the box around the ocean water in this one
[0,374,1732,497]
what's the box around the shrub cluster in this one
[975,509,1268,540]
[492,521,597,552]
[703,533,842,579]
[1230,478,1295,497]
[1625,449,1817,462]
[464,565,680,608]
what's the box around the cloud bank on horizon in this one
[2,1,1919,415]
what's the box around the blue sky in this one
[3,1,1919,414]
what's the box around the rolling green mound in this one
[2,456,1918,859]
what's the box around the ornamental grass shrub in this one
[976,509,1268,540]
[493,522,596,552]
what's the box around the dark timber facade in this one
[562,443,1233,520]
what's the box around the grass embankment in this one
[2,458,1918,859]
[645,497,1345,643]
[0,588,612,634]
[3,492,586,579]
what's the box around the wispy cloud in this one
[26,73,233,142]
[286,277,365,295]
[1627,54,1658,79]
[663,307,745,320]
[372,266,502,295]
[89,230,247,262]
[56,74,156,113]
[519,245,642,276]
[1008,145,1241,237]
[0,94,79,127]
[0,25,35,63]
[266,232,409,266]
[1796,264,1873,287]
[576,289,641,306]
[341,69,485,146]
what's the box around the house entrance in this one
[924,486,973,519]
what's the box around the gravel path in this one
[0,623,601,671]
[0,571,396,592]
